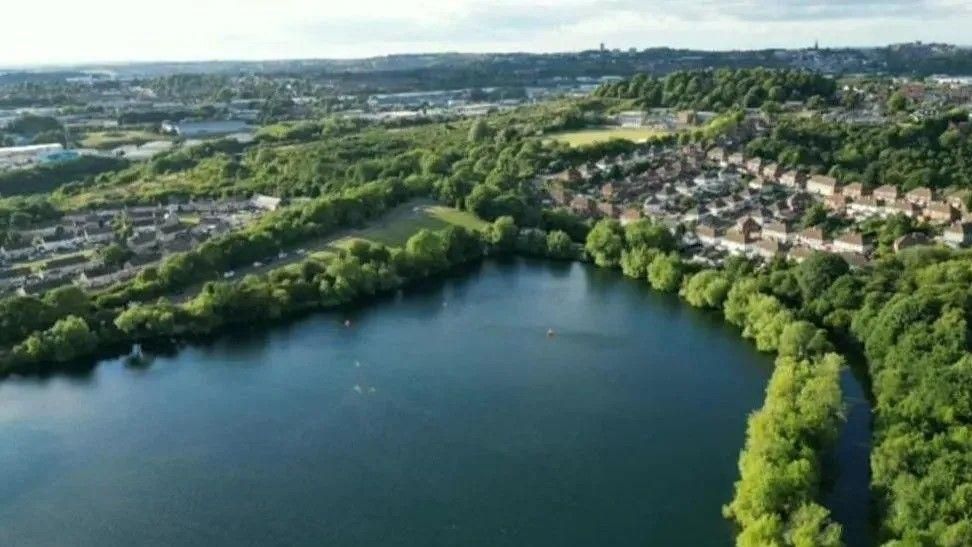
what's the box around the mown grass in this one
[327,203,488,251]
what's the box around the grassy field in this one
[547,126,667,147]
[326,202,488,251]
[80,130,167,150]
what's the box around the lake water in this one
[0,259,852,546]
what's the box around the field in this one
[327,201,488,250]
[80,130,167,150]
[547,126,667,147]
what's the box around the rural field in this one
[547,126,667,147]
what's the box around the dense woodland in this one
[746,110,972,192]
[594,68,837,110]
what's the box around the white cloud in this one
[0,0,967,66]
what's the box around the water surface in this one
[0,260,779,546]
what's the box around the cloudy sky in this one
[1,0,969,66]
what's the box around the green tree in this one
[584,219,625,268]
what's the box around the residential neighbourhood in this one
[544,142,972,269]
[0,194,283,296]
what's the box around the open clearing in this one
[547,127,667,147]
[80,130,167,150]
[330,202,486,249]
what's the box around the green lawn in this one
[327,203,488,251]
[547,127,667,147]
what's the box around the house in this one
[37,232,83,253]
[127,231,158,253]
[847,196,883,219]
[842,182,868,199]
[124,252,162,270]
[250,194,283,211]
[41,254,90,276]
[763,221,792,243]
[0,266,31,288]
[158,223,187,243]
[18,276,70,296]
[873,184,900,203]
[787,246,816,263]
[838,252,869,270]
[744,158,763,177]
[825,194,848,212]
[597,202,619,218]
[78,263,122,289]
[727,152,744,167]
[84,226,115,244]
[753,238,783,259]
[889,200,921,218]
[779,170,806,188]
[162,233,197,254]
[734,216,761,239]
[570,195,596,216]
[943,222,972,247]
[905,187,934,206]
[695,224,719,246]
[706,147,727,165]
[721,229,754,255]
[924,201,960,223]
[761,162,783,181]
[833,232,871,254]
[619,208,642,226]
[797,227,828,250]
[806,175,839,196]
[0,239,33,261]
[893,233,931,252]
[548,183,571,206]
[600,183,616,200]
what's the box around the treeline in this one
[0,156,129,197]
[847,248,972,544]
[746,110,972,191]
[594,68,837,111]
[0,217,579,375]
[583,217,846,546]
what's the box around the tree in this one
[624,219,675,252]
[488,216,518,253]
[647,253,684,292]
[795,253,849,303]
[584,219,625,268]
[545,230,575,259]
[468,119,492,143]
[887,91,908,113]
[98,243,131,267]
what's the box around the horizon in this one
[1,0,970,68]
[3,40,970,73]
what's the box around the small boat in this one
[344,319,352,328]
[547,329,556,337]
[131,343,144,359]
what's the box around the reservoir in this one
[0,260,787,546]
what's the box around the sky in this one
[1,0,969,67]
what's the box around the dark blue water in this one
[0,260,781,546]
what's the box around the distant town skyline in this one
[1,0,969,67]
